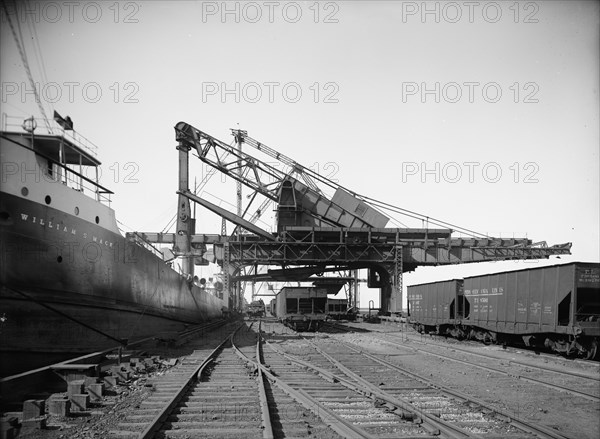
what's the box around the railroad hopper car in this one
[273,286,328,331]
[408,262,600,359]
[327,298,357,321]
[407,279,467,338]
[247,299,266,318]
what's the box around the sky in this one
[1,0,598,309]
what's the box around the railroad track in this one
[0,320,228,411]
[326,321,600,403]
[378,332,600,401]
[263,321,573,439]
[109,320,340,438]
[5,318,590,438]
[343,319,600,364]
[338,323,600,397]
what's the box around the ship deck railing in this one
[2,113,113,206]
[2,114,99,158]
[58,165,112,205]
[126,231,165,259]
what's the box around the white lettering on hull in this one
[19,211,113,248]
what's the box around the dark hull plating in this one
[0,192,224,376]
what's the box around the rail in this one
[138,324,240,439]
[2,114,99,157]
[126,231,164,259]
[337,340,572,439]
[0,320,226,407]
[0,117,113,206]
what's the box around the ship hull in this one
[0,191,225,376]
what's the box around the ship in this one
[0,114,227,376]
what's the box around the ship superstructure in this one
[0,115,225,376]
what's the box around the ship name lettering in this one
[48,221,52,228]
[20,213,28,220]
[39,219,45,226]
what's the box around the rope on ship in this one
[6,287,128,346]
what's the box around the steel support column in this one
[175,140,194,277]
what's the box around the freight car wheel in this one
[585,340,598,360]
[482,332,493,345]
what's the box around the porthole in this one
[74,206,80,216]
[95,216,99,224]
[21,187,29,196]
[57,256,63,263]
[45,195,51,205]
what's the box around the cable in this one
[2,0,52,133]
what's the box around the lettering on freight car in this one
[543,305,553,315]
[408,293,423,311]
[578,269,600,285]
[517,301,526,313]
[464,287,503,296]
[530,302,541,315]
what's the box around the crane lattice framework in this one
[152,122,572,314]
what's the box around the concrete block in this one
[84,376,99,386]
[103,376,117,390]
[0,426,16,439]
[86,383,104,401]
[70,394,89,412]
[48,398,70,417]
[110,366,129,382]
[21,416,46,431]
[0,417,19,439]
[22,400,45,420]
[121,363,134,374]
[67,380,85,397]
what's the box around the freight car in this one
[272,286,328,331]
[247,299,265,318]
[407,262,600,359]
[327,298,358,321]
